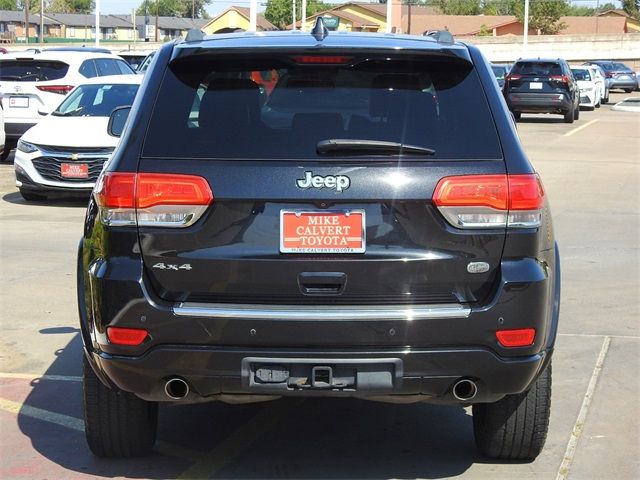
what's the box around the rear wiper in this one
[317,139,435,156]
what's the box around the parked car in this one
[587,64,610,104]
[504,58,579,123]
[136,51,156,74]
[571,66,601,110]
[118,49,155,71]
[490,63,509,88]
[0,101,5,159]
[78,27,559,461]
[0,50,135,158]
[583,61,639,93]
[14,75,142,201]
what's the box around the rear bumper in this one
[80,245,560,404]
[507,93,573,114]
[90,345,548,404]
[4,121,36,141]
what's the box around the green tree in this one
[136,0,211,19]
[47,0,94,14]
[264,0,331,29]
[514,0,568,34]
[434,0,481,15]
[596,2,617,12]
[0,0,18,10]
[622,0,640,19]
[482,0,517,15]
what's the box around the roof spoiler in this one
[423,30,454,45]
[184,29,205,43]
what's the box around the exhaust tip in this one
[452,379,477,401]
[164,378,190,400]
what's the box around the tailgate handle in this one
[298,272,346,296]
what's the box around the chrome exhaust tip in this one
[452,379,478,401]
[164,378,190,400]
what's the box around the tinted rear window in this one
[571,69,591,81]
[0,60,69,81]
[512,61,562,76]
[142,52,502,161]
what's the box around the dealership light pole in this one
[292,0,296,30]
[523,0,529,52]
[386,0,392,33]
[250,0,257,31]
[95,0,100,46]
[301,0,306,31]
[39,0,44,43]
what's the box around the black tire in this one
[563,108,574,123]
[0,147,10,162]
[623,88,633,93]
[83,356,158,457]
[473,364,551,461]
[19,189,47,202]
[574,104,580,120]
[603,92,609,104]
[512,112,521,120]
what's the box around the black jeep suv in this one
[504,58,580,123]
[78,25,560,461]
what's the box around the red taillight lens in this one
[508,174,544,210]
[95,172,213,227]
[432,174,544,229]
[107,327,148,346]
[496,328,536,347]
[433,175,508,210]
[550,75,569,84]
[505,74,522,82]
[36,85,74,94]
[136,173,212,209]
[291,55,353,64]
[605,72,613,78]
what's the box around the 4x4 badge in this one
[296,171,350,192]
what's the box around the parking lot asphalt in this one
[0,91,638,479]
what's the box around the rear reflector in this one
[291,56,353,64]
[496,328,536,347]
[432,174,544,229]
[94,172,213,227]
[107,327,148,346]
[36,85,74,94]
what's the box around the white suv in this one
[0,48,134,160]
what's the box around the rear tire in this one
[563,108,574,123]
[624,88,633,93]
[574,104,580,120]
[473,364,551,461]
[512,112,521,120]
[83,356,158,458]
[603,91,609,104]
[19,189,47,202]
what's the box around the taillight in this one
[94,172,213,227]
[496,328,536,347]
[36,85,74,94]
[605,72,613,78]
[505,74,522,83]
[432,174,544,229]
[107,327,148,346]
[549,75,569,84]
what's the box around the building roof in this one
[41,13,136,28]
[229,7,278,31]
[596,9,632,18]
[0,10,55,25]
[111,14,208,30]
[559,16,628,34]
[406,15,518,36]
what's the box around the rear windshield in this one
[511,61,562,77]
[491,65,506,80]
[612,62,630,71]
[142,53,502,160]
[0,59,69,81]
[53,82,139,117]
[571,69,591,81]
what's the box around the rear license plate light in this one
[61,163,88,179]
[280,210,365,253]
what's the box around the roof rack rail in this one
[184,29,205,43]
[423,30,454,45]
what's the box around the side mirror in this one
[107,106,131,137]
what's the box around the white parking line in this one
[559,333,640,339]
[564,119,598,137]
[556,335,611,480]
[0,372,81,382]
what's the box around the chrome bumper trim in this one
[173,303,471,321]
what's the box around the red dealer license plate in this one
[61,163,88,179]
[280,210,366,253]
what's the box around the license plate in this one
[280,210,365,253]
[9,96,29,108]
[529,82,543,90]
[61,163,88,179]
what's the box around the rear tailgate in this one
[507,61,568,94]
[135,50,507,307]
[0,58,72,121]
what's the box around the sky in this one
[98,0,623,18]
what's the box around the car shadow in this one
[17,332,513,479]
[2,191,89,208]
[516,116,567,124]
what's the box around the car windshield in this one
[53,82,139,117]
[511,62,562,76]
[0,59,69,81]
[571,69,591,81]
[491,66,506,80]
[142,52,502,160]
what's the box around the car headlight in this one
[17,139,39,154]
